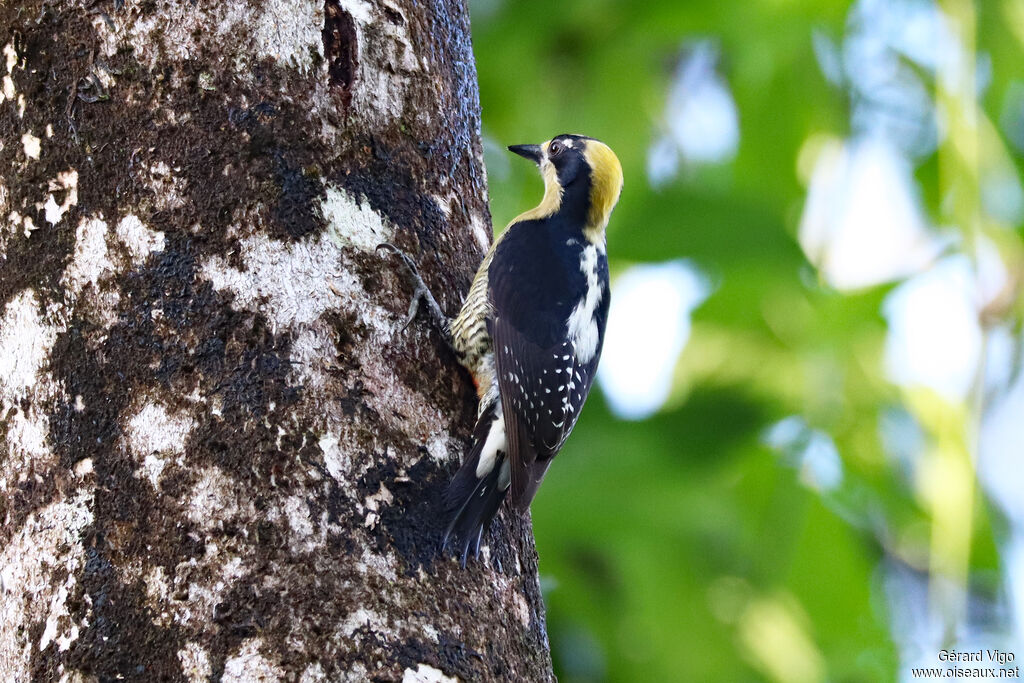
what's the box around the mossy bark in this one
[0,0,554,680]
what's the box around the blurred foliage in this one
[471,0,1024,681]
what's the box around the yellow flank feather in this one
[582,140,624,240]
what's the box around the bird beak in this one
[507,144,543,165]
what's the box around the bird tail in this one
[442,402,508,567]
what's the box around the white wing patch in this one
[566,244,602,364]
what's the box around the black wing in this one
[487,221,610,509]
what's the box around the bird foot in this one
[377,243,454,344]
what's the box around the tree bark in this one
[0,0,554,680]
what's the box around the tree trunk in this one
[0,0,554,680]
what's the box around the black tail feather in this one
[471,471,506,556]
[441,403,508,566]
[446,462,506,567]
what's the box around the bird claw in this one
[401,282,427,332]
[377,243,453,344]
[376,242,421,281]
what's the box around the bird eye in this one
[549,141,563,157]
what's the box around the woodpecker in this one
[380,134,623,566]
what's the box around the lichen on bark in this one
[0,0,554,680]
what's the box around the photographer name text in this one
[940,651,1017,666]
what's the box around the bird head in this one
[508,134,623,242]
